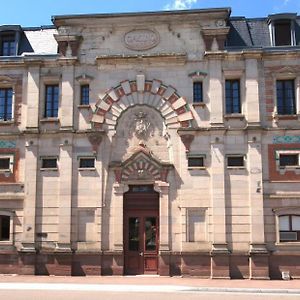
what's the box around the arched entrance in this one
[123,185,159,275]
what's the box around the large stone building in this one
[0,8,300,279]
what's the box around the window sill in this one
[40,118,59,123]
[0,241,13,246]
[40,168,58,171]
[0,120,14,125]
[78,167,96,171]
[227,166,246,170]
[275,242,300,246]
[192,102,206,108]
[274,114,300,121]
[188,167,206,170]
[278,167,300,175]
[224,114,245,120]
[77,104,91,109]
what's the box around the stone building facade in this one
[0,8,300,279]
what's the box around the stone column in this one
[209,59,223,125]
[20,138,38,275]
[110,182,128,275]
[245,58,260,124]
[57,135,73,251]
[210,135,229,278]
[155,181,170,276]
[26,66,40,129]
[248,133,269,279]
[60,62,75,129]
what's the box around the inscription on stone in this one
[124,29,160,51]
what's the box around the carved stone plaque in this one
[124,29,160,51]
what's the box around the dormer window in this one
[0,26,23,57]
[1,34,16,56]
[268,14,297,46]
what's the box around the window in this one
[276,80,296,115]
[79,157,95,169]
[227,155,245,168]
[0,155,14,173]
[0,215,10,241]
[44,85,59,118]
[80,84,90,105]
[193,82,203,103]
[41,157,57,169]
[188,156,204,168]
[0,88,13,121]
[225,79,241,114]
[279,215,300,242]
[1,35,16,56]
[274,21,292,46]
[279,154,299,167]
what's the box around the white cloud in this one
[164,0,198,10]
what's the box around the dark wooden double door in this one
[124,186,159,275]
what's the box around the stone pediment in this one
[110,144,173,183]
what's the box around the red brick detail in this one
[176,107,186,115]
[230,255,249,279]
[168,94,179,104]
[97,109,106,116]
[181,254,210,277]
[157,86,166,96]
[105,96,114,106]
[115,86,125,98]
[211,255,230,279]
[93,123,102,129]
[130,82,137,93]
[180,121,190,128]
[270,255,300,279]
[0,148,19,183]
[268,143,300,181]
[250,255,269,279]
[72,254,101,276]
[36,253,72,276]
[145,82,152,92]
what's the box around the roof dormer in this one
[0,25,23,56]
[268,13,297,46]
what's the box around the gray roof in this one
[226,16,300,49]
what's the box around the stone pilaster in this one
[26,66,40,129]
[210,135,229,278]
[57,136,73,251]
[248,133,269,279]
[60,64,74,129]
[245,59,260,124]
[209,59,223,125]
[21,138,38,252]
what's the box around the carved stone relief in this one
[124,29,160,51]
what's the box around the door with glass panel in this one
[124,211,159,275]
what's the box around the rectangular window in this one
[276,80,296,115]
[193,82,203,103]
[79,157,95,169]
[225,80,241,114]
[188,157,204,168]
[41,158,57,169]
[0,215,10,241]
[279,154,299,167]
[0,158,10,171]
[1,35,16,56]
[0,88,13,121]
[44,85,59,118]
[80,84,90,105]
[275,21,292,46]
[279,215,300,242]
[227,155,245,167]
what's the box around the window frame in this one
[0,33,16,56]
[226,154,246,169]
[40,156,58,171]
[78,156,96,170]
[0,211,14,245]
[278,215,300,242]
[187,154,206,169]
[275,150,300,173]
[44,84,59,118]
[80,84,90,106]
[192,81,203,103]
[185,208,207,243]
[225,79,241,115]
[276,79,296,115]
[0,154,14,174]
[269,17,296,47]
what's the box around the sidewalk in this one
[0,275,299,294]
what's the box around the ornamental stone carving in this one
[124,29,160,51]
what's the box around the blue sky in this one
[2,0,300,27]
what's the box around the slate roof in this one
[226,16,300,49]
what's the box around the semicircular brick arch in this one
[91,74,194,130]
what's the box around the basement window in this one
[41,157,58,170]
[79,157,95,169]
[227,155,245,168]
